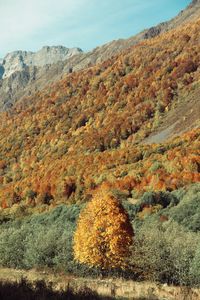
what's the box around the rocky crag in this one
[0,46,82,80]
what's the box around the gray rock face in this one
[0,0,199,111]
[0,46,82,79]
[0,65,4,79]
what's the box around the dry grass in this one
[0,268,200,300]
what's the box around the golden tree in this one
[73,189,134,269]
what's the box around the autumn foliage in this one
[0,19,200,209]
[73,190,134,269]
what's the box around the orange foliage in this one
[73,189,134,269]
[0,19,200,208]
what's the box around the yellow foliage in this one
[73,189,134,269]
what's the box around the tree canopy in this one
[73,189,134,269]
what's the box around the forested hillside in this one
[0,3,200,292]
[0,18,199,211]
[0,0,199,112]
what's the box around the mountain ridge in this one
[0,0,199,111]
[0,46,83,79]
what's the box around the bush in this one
[130,219,200,286]
[168,183,200,231]
[0,226,27,268]
[122,201,140,222]
[140,191,178,208]
[0,203,109,277]
[24,226,63,268]
[0,204,82,272]
[190,243,200,285]
[52,229,75,272]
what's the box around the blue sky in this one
[0,0,191,58]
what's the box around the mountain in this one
[0,2,200,289]
[0,46,83,109]
[0,13,199,209]
[0,1,200,111]
[0,46,83,79]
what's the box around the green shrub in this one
[149,161,163,173]
[0,204,82,272]
[130,219,200,285]
[168,183,200,231]
[140,191,178,208]
[0,226,27,268]
[189,243,200,285]
[24,226,62,268]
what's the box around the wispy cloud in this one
[0,0,87,55]
[0,0,190,57]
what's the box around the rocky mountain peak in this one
[190,0,200,6]
[187,0,200,10]
[0,1,199,111]
[0,46,83,79]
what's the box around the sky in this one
[0,0,191,58]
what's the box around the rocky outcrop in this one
[0,46,82,79]
[0,65,4,79]
[0,0,199,111]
